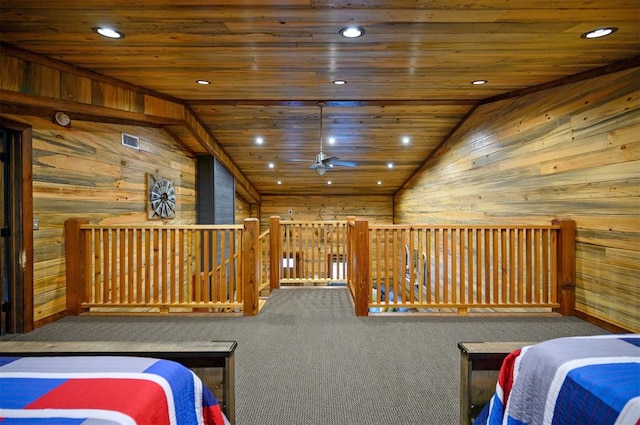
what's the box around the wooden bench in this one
[458,341,535,425]
[0,340,236,424]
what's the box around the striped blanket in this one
[474,334,640,425]
[0,356,229,425]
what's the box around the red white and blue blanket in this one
[474,334,640,425]
[0,356,229,425]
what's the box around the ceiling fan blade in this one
[324,156,356,167]
[330,160,356,167]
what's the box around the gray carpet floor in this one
[3,287,609,424]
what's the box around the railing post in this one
[65,218,88,315]
[552,218,576,316]
[243,218,261,316]
[269,216,281,291]
[353,218,370,316]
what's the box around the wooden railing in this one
[65,218,261,316]
[347,218,576,316]
[64,216,575,318]
[269,216,348,286]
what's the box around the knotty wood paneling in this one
[3,2,638,198]
[395,67,640,332]
[0,113,196,323]
[0,45,260,204]
[235,196,252,224]
[260,195,393,230]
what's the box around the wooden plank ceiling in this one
[1,0,639,198]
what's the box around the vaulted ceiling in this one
[1,1,639,201]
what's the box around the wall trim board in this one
[573,310,635,334]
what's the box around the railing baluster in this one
[542,229,549,303]
[110,229,117,304]
[451,228,457,305]
[434,228,441,304]
[220,229,227,303]
[229,229,236,304]
[161,228,167,304]
[500,229,507,304]
[442,228,448,304]
[416,228,423,304]
[310,223,316,280]
[459,228,466,305]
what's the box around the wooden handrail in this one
[78,224,244,230]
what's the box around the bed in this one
[473,334,640,425]
[0,355,229,425]
[0,341,235,425]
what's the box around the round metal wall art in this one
[148,175,176,219]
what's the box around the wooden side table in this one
[458,341,534,425]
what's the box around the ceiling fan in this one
[310,102,356,175]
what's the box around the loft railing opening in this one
[269,216,348,286]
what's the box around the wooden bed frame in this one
[0,340,236,424]
[458,341,535,425]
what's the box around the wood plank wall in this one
[235,196,252,224]
[0,114,196,323]
[0,45,260,204]
[259,195,393,230]
[395,68,640,332]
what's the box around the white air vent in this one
[121,133,140,149]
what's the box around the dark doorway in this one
[1,129,8,334]
[0,119,33,335]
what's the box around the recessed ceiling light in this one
[328,137,336,144]
[268,162,275,169]
[581,27,618,39]
[255,137,264,144]
[196,80,211,85]
[277,180,282,185]
[93,27,124,39]
[402,136,410,144]
[377,181,382,185]
[327,181,332,185]
[333,80,347,85]
[339,26,365,38]
[471,80,487,85]
[387,162,394,169]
